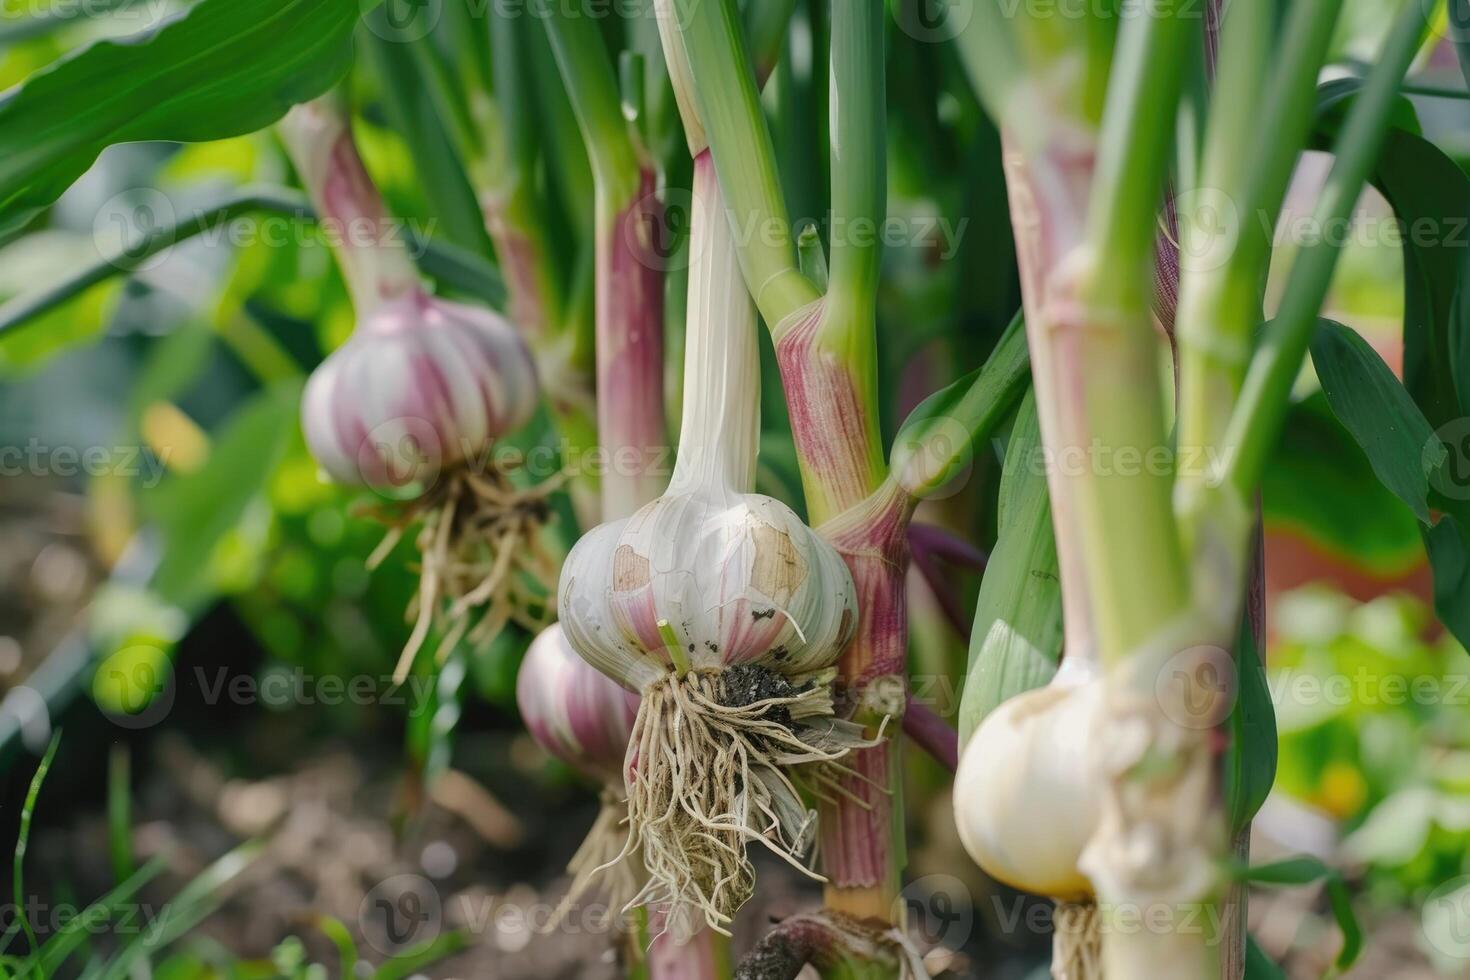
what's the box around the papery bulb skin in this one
[552,152,869,940]
[558,487,856,694]
[281,97,553,685]
[954,668,1104,902]
[517,623,639,786]
[301,292,539,493]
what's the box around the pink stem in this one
[278,99,420,315]
[597,167,669,520]
[902,695,958,773]
[773,298,884,523]
[909,522,989,639]
[649,927,727,980]
[816,481,915,894]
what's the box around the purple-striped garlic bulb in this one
[281,97,549,681]
[556,153,866,940]
[517,624,643,927]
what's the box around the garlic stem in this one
[667,150,761,497]
[277,96,421,315]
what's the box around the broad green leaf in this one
[1307,321,1470,649]
[0,0,370,239]
[1424,514,1470,646]
[1262,392,1423,573]
[1310,318,1441,523]
[141,379,301,606]
[1314,82,1469,428]
[958,388,1062,746]
[1225,609,1277,834]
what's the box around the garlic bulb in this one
[281,98,550,682]
[518,623,639,787]
[953,659,1104,901]
[282,99,539,494]
[300,292,538,493]
[556,153,863,939]
[517,624,642,927]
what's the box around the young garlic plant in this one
[516,623,643,926]
[281,97,554,682]
[558,152,869,941]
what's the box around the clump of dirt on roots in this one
[362,461,563,679]
[610,665,880,942]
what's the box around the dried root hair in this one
[609,666,883,943]
[363,462,564,682]
[545,788,642,935]
[1051,901,1102,980]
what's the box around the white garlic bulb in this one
[281,98,539,495]
[953,661,1104,900]
[555,153,862,940]
[558,156,855,693]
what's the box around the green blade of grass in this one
[94,841,263,980]
[11,731,62,971]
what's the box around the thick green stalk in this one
[1223,1,1429,499]
[1067,2,1192,665]
[1173,0,1276,480]
[1174,0,1342,561]
[671,0,820,325]
[826,0,884,342]
[538,0,643,207]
